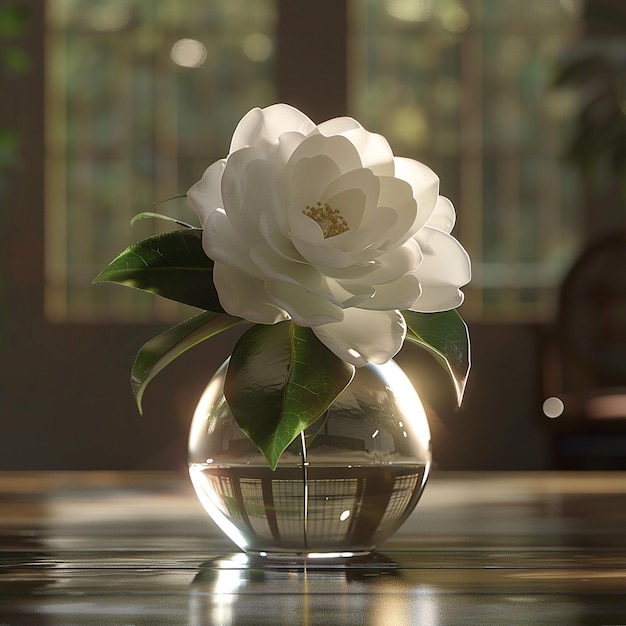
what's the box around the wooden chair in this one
[541,230,626,469]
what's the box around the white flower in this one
[188,104,470,367]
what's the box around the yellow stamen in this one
[302,202,349,238]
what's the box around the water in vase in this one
[189,462,428,557]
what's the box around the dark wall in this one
[397,322,551,471]
[0,319,553,471]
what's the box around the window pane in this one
[350,0,583,320]
[45,0,277,321]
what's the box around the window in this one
[45,0,583,322]
[351,0,583,319]
[45,0,276,321]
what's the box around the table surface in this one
[1,470,625,625]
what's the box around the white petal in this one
[289,212,325,246]
[266,281,344,326]
[316,119,395,176]
[323,187,368,233]
[410,285,465,312]
[317,260,381,280]
[289,155,342,237]
[259,211,303,262]
[230,104,315,153]
[326,279,375,308]
[358,274,422,310]
[250,243,321,291]
[221,148,266,234]
[393,157,439,231]
[371,176,417,248]
[251,245,374,309]
[411,227,471,312]
[290,234,356,268]
[367,240,422,285]
[203,209,260,277]
[316,116,362,136]
[339,128,395,176]
[321,168,380,230]
[187,159,226,223]
[221,149,283,243]
[238,157,282,230]
[427,196,456,234]
[313,309,407,366]
[269,130,307,169]
[286,133,362,179]
[213,263,289,324]
[322,206,397,257]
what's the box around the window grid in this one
[307,477,358,541]
[45,0,276,321]
[351,0,583,320]
[45,0,584,323]
[272,479,306,541]
[240,478,274,539]
[379,474,420,529]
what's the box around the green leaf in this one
[402,309,471,406]
[0,6,30,38]
[224,322,355,470]
[131,311,246,413]
[130,211,196,229]
[2,47,30,74]
[93,229,223,312]
[0,129,18,168]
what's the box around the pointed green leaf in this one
[224,322,355,469]
[130,211,197,229]
[93,229,223,312]
[402,309,471,405]
[132,312,245,412]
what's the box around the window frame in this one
[0,0,348,469]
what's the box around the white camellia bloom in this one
[188,104,470,366]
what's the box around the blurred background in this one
[1,0,625,471]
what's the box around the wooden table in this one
[1,471,625,625]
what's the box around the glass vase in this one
[188,358,431,560]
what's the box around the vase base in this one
[201,551,398,571]
[250,549,373,563]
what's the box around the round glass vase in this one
[188,358,431,560]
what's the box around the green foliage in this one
[1,46,28,73]
[93,229,223,312]
[552,39,626,192]
[0,129,17,170]
[224,322,355,470]
[130,211,196,230]
[402,309,471,405]
[0,5,29,39]
[131,311,246,412]
[0,4,30,76]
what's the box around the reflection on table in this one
[1,471,625,625]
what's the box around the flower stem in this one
[300,429,309,550]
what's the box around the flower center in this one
[303,202,349,239]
